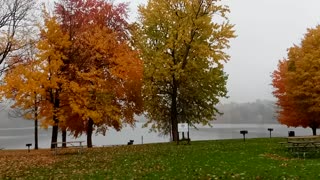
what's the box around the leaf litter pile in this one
[0,149,61,178]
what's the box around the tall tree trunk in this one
[51,125,59,149]
[171,77,179,142]
[34,95,38,150]
[62,129,67,148]
[34,117,38,150]
[50,91,60,149]
[87,118,94,148]
[312,127,317,136]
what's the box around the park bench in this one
[51,141,85,155]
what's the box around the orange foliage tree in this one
[272,60,308,127]
[54,0,143,147]
[36,13,72,148]
[272,25,320,135]
[0,56,44,149]
[0,13,71,148]
[1,0,143,149]
[1,13,72,149]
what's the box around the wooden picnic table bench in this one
[51,141,85,155]
[284,136,320,157]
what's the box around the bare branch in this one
[0,0,35,66]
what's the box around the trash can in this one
[127,140,134,145]
[288,131,295,137]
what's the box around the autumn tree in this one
[0,0,35,68]
[136,0,235,140]
[34,13,72,148]
[0,56,44,149]
[272,59,308,129]
[54,0,143,147]
[1,1,143,149]
[272,25,320,135]
[1,13,72,149]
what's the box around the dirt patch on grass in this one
[261,153,292,161]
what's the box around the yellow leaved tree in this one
[136,0,235,140]
[0,55,44,149]
[0,13,71,149]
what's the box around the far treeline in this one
[215,100,277,124]
[0,0,235,149]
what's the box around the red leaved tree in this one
[54,0,143,147]
[272,25,320,135]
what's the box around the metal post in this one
[240,130,248,142]
[268,128,273,138]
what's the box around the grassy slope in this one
[1,138,320,179]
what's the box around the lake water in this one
[0,123,316,149]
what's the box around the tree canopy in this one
[0,0,143,148]
[272,25,320,135]
[136,0,235,140]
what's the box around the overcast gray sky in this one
[116,0,320,103]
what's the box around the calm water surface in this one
[0,123,315,149]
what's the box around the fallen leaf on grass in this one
[0,149,65,178]
[280,163,288,167]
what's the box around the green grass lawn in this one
[2,138,320,179]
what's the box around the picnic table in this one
[51,141,85,155]
[285,136,320,157]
